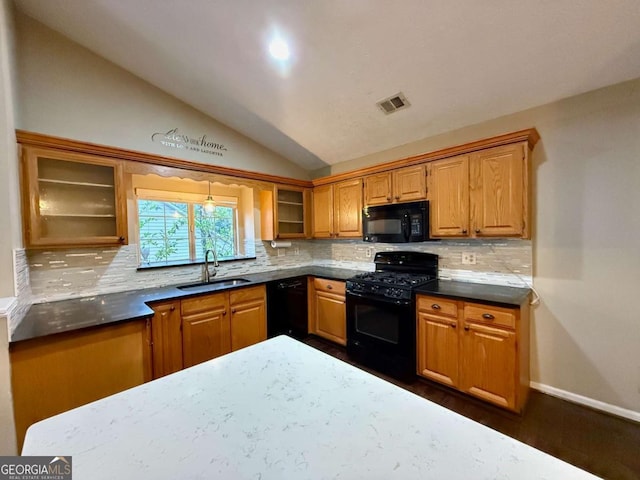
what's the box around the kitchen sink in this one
[177,278,251,291]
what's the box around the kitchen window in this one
[137,195,238,267]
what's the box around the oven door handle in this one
[346,290,412,306]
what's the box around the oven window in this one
[365,218,402,235]
[354,304,400,344]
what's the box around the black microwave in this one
[362,201,430,243]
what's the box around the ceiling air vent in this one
[376,92,410,115]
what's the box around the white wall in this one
[13,11,309,181]
[326,79,640,413]
[0,0,18,455]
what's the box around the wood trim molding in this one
[312,128,540,186]
[15,130,313,188]
[16,128,540,190]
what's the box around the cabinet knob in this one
[335,233,339,237]
[276,234,280,239]
[231,308,236,314]
[450,323,456,328]
[431,304,441,310]
[118,236,125,243]
[464,324,470,331]
[394,195,400,200]
[386,196,391,201]
[327,284,333,290]
[482,313,495,320]
[462,229,467,234]
[170,306,175,311]
[475,229,481,234]
[223,310,227,316]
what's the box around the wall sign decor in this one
[151,128,228,157]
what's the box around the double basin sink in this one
[177,278,251,292]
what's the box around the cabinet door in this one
[417,312,459,387]
[315,290,347,345]
[21,146,127,248]
[364,172,392,206]
[230,286,267,351]
[460,322,516,410]
[428,155,470,237]
[470,144,524,237]
[393,165,426,203]
[151,301,183,378]
[333,178,363,238]
[312,184,334,238]
[182,293,231,368]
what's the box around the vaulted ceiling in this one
[14,0,640,171]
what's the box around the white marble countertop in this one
[23,336,598,479]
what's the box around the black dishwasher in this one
[267,276,308,339]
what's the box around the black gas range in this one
[346,251,438,381]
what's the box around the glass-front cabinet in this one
[21,146,127,248]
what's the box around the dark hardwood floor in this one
[303,336,640,480]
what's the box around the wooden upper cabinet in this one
[333,178,363,238]
[260,185,310,241]
[470,144,525,237]
[364,172,392,206]
[428,155,470,237]
[313,179,363,238]
[428,142,529,239]
[312,184,334,238]
[20,146,128,248]
[364,165,426,206]
[181,292,231,368]
[393,165,427,203]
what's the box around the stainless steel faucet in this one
[203,249,219,282]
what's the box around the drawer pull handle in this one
[327,284,333,290]
[431,304,441,310]
[482,313,495,320]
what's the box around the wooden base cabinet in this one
[181,293,231,368]
[309,278,347,345]
[150,285,267,376]
[417,295,530,412]
[10,320,152,451]
[230,286,267,351]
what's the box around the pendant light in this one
[203,181,216,213]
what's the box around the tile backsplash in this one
[24,238,531,303]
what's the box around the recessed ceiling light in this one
[269,39,290,61]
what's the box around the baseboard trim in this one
[530,381,640,423]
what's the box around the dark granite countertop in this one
[12,268,531,344]
[10,266,362,344]
[415,280,531,307]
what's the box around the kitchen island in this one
[22,336,596,479]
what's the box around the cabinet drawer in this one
[464,303,516,329]
[313,278,346,295]
[229,285,266,305]
[181,292,226,316]
[417,295,458,318]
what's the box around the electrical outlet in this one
[293,246,300,256]
[277,248,285,257]
[365,247,372,258]
[461,252,477,265]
